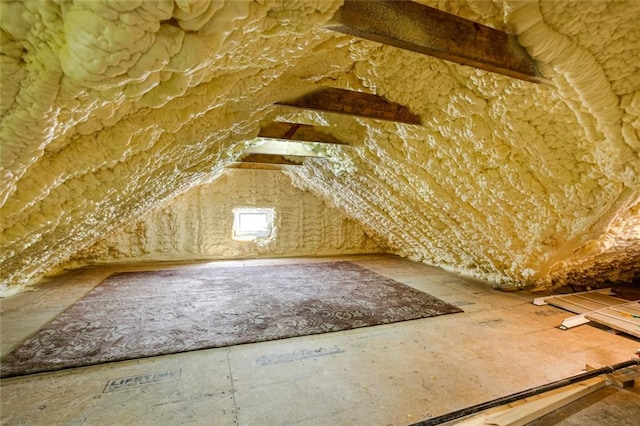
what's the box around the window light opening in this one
[233,208,274,240]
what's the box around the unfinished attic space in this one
[2,0,640,424]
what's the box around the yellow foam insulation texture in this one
[1,0,639,295]
[67,169,382,266]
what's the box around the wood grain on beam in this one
[238,154,306,166]
[275,87,422,125]
[258,122,348,145]
[227,163,288,171]
[327,0,544,84]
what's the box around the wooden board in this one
[226,163,288,171]
[539,289,640,334]
[544,292,628,314]
[275,87,422,125]
[533,288,612,306]
[258,122,348,145]
[327,0,545,84]
[586,364,639,389]
[585,301,640,338]
[237,154,306,166]
[453,377,606,426]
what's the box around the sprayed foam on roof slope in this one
[0,0,343,294]
[285,0,640,287]
[1,0,639,294]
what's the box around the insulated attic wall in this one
[0,0,345,295]
[283,0,640,288]
[67,169,382,266]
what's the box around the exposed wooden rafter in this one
[258,122,348,145]
[226,163,289,171]
[327,0,544,84]
[235,154,306,166]
[275,87,422,125]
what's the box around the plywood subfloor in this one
[2,254,639,425]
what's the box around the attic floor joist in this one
[275,87,422,125]
[327,0,544,84]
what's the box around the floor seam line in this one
[227,349,240,425]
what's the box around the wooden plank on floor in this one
[487,377,606,426]
[586,302,640,338]
[586,364,638,389]
[578,292,630,305]
[608,303,640,316]
[605,371,636,389]
[327,0,545,84]
[455,377,606,426]
[549,298,607,314]
[533,288,611,306]
[275,87,422,125]
[546,293,628,314]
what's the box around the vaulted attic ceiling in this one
[1,0,639,295]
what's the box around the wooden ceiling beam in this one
[327,0,544,84]
[258,122,348,145]
[236,154,307,166]
[275,87,422,125]
[226,163,289,171]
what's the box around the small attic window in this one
[233,208,274,240]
